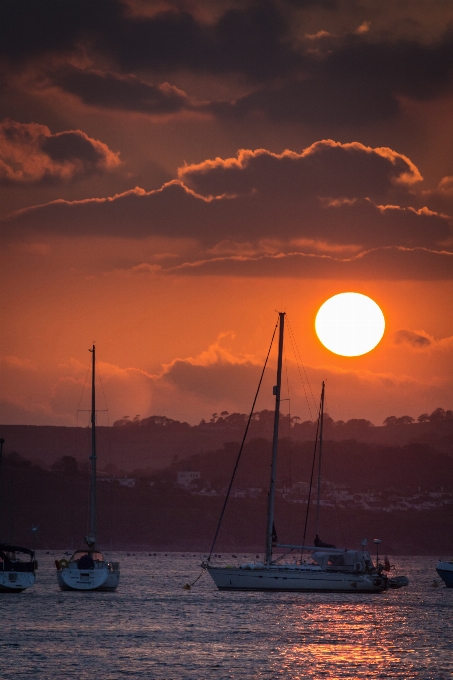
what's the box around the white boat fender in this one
[59,558,69,570]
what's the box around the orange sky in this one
[1,0,452,427]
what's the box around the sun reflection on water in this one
[270,601,428,679]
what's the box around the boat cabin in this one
[69,550,105,569]
[311,549,374,572]
[0,544,37,572]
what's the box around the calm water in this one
[1,554,452,679]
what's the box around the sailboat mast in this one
[315,381,325,538]
[89,344,97,546]
[265,312,285,566]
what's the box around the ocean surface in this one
[2,553,452,679]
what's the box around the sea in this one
[2,553,452,679]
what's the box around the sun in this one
[315,292,385,357]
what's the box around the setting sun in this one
[315,293,385,357]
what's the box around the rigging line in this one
[301,391,322,555]
[96,360,111,468]
[77,365,91,414]
[274,548,298,563]
[96,361,109,417]
[75,365,91,442]
[287,318,317,414]
[206,317,279,563]
[185,566,206,589]
[283,339,293,503]
[286,320,317,418]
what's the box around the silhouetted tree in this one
[384,415,415,426]
[429,408,447,422]
[51,455,79,477]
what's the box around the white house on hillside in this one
[177,470,200,487]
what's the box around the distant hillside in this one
[164,437,453,494]
[1,458,452,555]
[0,407,451,472]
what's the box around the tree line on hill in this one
[3,432,452,494]
[1,405,451,477]
[113,405,453,438]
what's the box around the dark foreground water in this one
[1,554,452,679]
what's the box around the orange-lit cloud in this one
[393,329,453,351]
[166,247,453,280]
[0,119,120,184]
[3,142,450,280]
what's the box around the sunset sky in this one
[1,0,452,428]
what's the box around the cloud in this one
[420,176,453,221]
[178,142,424,198]
[2,332,452,427]
[2,141,451,272]
[393,329,433,349]
[50,66,193,115]
[210,76,400,125]
[3,1,453,131]
[0,119,120,185]
[166,246,453,280]
[0,350,157,426]
[209,27,453,125]
[95,1,300,82]
[0,1,298,81]
[393,329,453,350]
[157,334,264,403]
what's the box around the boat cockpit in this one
[69,550,105,569]
[0,544,37,572]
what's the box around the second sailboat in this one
[56,345,120,591]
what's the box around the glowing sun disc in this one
[315,293,385,357]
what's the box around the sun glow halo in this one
[315,293,385,357]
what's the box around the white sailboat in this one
[204,312,409,593]
[56,345,120,592]
[0,438,37,592]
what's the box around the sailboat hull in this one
[206,565,387,593]
[57,565,120,592]
[0,571,36,593]
[436,560,453,587]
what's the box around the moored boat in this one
[56,549,119,592]
[0,438,37,593]
[55,345,120,592]
[204,312,409,593]
[436,559,453,587]
[0,543,37,593]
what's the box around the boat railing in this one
[0,560,37,572]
